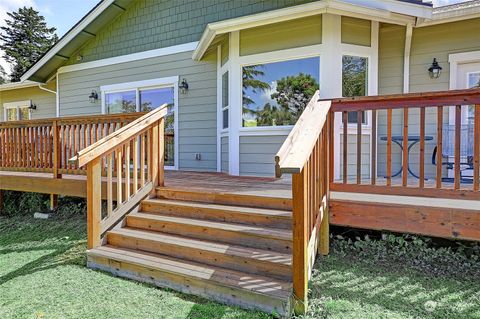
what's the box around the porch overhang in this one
[192,0,432,61]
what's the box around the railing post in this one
[150,123,159,197]
[292,169,308,315]
[158,118,165,187]
[50,120,60,210]
[87,158,102,249]
[320,113,331,256]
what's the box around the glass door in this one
[104,85,176,168]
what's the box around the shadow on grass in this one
[304,256,480,319]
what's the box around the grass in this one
[0,209,479,319]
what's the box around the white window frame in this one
[100,76,179,170]
[236,45,323,133]
[3,100,31,121]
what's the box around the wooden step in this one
[156,187,292,211]
[107,227,292,281]
[126,212,292,253]
[140,198,292,229]
[88,246,292,317]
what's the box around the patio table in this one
[380,135,433,179]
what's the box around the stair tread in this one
[89,245,292,300]
[109,227,292,266]
[142,198,292,217]
[129,212,292,241]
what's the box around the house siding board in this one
[239,15,322,56]
[341,16,371,47]
[378,23,405,95]
[340,133,371,179]
[0,83,56,121]
[59,50,218,172]
[65,0,316,66]
[221,136,228,173]
[239,135,287,177]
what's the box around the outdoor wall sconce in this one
[428,58,442,79]
[29,102,36,110]
[179,78,189,94]
[89,90,99,103]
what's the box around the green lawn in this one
[0,210,479,319]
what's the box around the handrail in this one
[274,90,332,315]
[275,91,331,176]
[71,105,167,167]
[78,105,167,249]
[0,112,143,128]
[330,87,480,111]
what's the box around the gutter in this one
[38,83,56,95]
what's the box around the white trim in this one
[228,31,241,176]
[417,2,480,27]
[58,42,198,74]
[100,76,180,100]
[216,45,222,172]
[56,74,60,117]
[20,0,116,82]
[0,80,42,91]
[237,44,323,65]
[193,1,420,61]
[239,126,293,136]
[403,24,413,93]
[3,100,31,121]
[100,75,179,170]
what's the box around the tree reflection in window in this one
[342,55,368,124]
[242,57,319,127]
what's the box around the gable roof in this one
[20,0,134,83]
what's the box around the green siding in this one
[0,83,56,121]
[239,135,287,177]
[59,50,218,172]
[239,15,322,56]
[221,136,228,173]
[378,23,406,95]
[339,133,371,179]
[65,0,317,65]
[341,16,371,47]
[410,18,480,93]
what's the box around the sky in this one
[0,0,473,76]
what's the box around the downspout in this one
[403,24,413,93]
[37,72,59,117]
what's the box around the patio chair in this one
[432,123,474,183]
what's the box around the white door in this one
[457,62,480,124]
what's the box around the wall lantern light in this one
[89,90,99,103]
[179,78,189,94]
[29,101,36,110]
[428,58,442,79]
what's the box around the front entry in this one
[101,78,178,169]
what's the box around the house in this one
[1,0,480,317]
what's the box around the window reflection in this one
[242,57,320,127]
[342,55,368,124]
[105,90,136,114]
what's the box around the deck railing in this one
[71,105,167,249]
[275,91,332,314]
[329,88,480,199]
[0,113,143,175]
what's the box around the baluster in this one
[436,106,443,188]
[125,141,131,199]
[387,109,392,186]
[140,133,146,187]
[116,147,123,205]
[403,108,409,187]
[454,105,461,190]
[474,104,480,191]
[107,153,113,215]
[133,136,139,193]
[342,111,348,183]
[371,109,377,185]
[419,107,426,188]
[357,111,362,184]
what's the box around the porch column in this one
[320,14,342,180]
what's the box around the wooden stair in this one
[87,187,293,317]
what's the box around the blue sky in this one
[0,0,472,74]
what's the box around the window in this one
[222,71,229,129]
[103,81,176,167]
[4,101,31,121]
[342,55,368,124]
[242,57,320,127]
[467,72,480,123]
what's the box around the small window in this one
[342,55,368,124]
[4,101,31,121]
[222,71,229,129]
